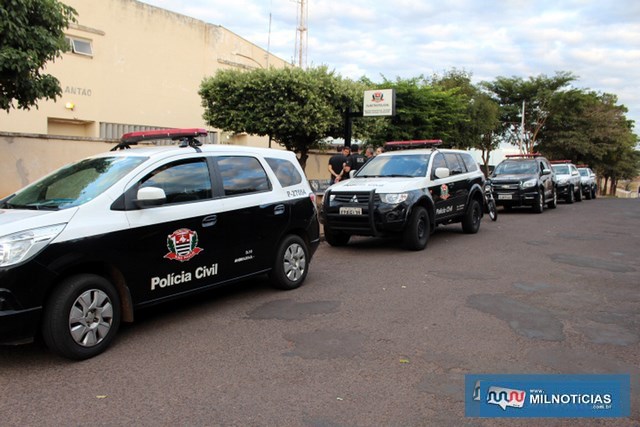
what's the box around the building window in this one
[66,36,93,56]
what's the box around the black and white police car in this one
[0,129,320,359]
[320,140,486,250]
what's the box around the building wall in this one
[0,0,288,141]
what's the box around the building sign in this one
[363,89,395,117]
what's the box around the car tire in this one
[462,199,482,233]
[403,206,430,251]
[324,227,350,247]
[576,187,583,202]
[547,189,557,209]
[584,188,591,200]
[566,186,575,204]
[592,187,597,199]
[532,190,544,213]
[42,274,121,360]
[269,234,309,290]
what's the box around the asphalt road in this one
[1,198,639,426]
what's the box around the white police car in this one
[0,129,320,359]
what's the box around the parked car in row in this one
[551,160,583,203]
[320,140,486,250]
[577,165,598,199]
[0,129,320,359]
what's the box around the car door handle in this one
[202,215,217,227]
[274,204,285,215]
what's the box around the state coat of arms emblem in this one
[164,228,203,261]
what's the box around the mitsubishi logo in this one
[350,195,358,203]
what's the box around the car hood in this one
[327,177,428,193]
[490,174,537,182]
[0,208,77,237]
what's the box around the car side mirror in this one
[134,186,166,208]
[435,167,450,179]
[542,168,551,176]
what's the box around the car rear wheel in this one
[269,235,309,290]
[576,187,583,202]
[42,274,121,360]
[403,206,429,250]
[462,199,482,233]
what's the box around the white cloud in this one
[141,0,640,130]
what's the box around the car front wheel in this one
[269,235,309,290]
[462,199,482,233]
[533,189,544,213]
[42,274,121,360]
[403,206,430,250]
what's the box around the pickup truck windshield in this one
[356,154,430,178]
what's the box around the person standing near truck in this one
[328,145,350,184]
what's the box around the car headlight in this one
[521,179,537,189]
[380,193,408,204]
[0,224,66,267]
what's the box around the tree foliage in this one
[0,0,76,111]
[359,75,469,146]
[199,66,358,169]
[536,89,639,194]
[482,72,576,153]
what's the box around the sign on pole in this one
[363,89,396,117]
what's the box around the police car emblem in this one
[440,184,450,200]
[164,228,203,262]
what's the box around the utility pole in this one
[294,0,307,68]
[520,100,526,154]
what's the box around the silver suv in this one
[551,161,583,203]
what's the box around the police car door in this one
[211,155,289,278]
[429,153,456,221]
[122,156,226,304]
[443,152,471,216]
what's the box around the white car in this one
[0,129,320,359]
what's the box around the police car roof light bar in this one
[576,164,590,168]
[384,140,443,150]
[112,128,208,151]
[549,160,572,164]
[505,153,547,159]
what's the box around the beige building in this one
[1,0,289,141]
[1,0,333,197]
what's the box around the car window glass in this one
[140,159,212,204]
[265,157,302,187]
[461,153,478,172]
[431,153,446,179]
[215,156,271,196]
[5,156,146,210]
[359,154,430,177]
[494,161,537,175]
[444,153,464,175]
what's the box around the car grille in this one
[494,183,519,190]
[331,192,380,204]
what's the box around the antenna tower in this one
[294,0,308,68]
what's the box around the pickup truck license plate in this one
[339,207,362,215]
[498,194,512,200]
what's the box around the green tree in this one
[199,66,359,169]
[362,75,469,146]
[482,72,576,153]
[430,70,501,174]
[536,90,639,194]
[0,0,77,111]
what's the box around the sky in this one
[142,0,640,131]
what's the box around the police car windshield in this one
[578,169,589,176]
[552,165,570,175]
[493,160,537,176]
[4,156,147,210]
[356,154,430,178]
